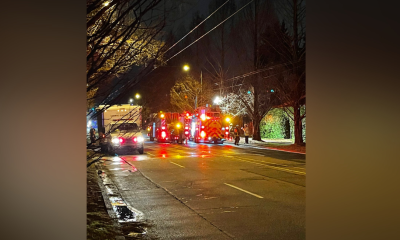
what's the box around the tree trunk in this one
[293,103,304,145]
[252,115,262,141]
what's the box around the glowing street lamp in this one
[129,98,133,103]
[183,64,190,71]
[225,117,231,123]
[214,96,222,105]
[135,93,141,99]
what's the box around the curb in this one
[94,163,126,240]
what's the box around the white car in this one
[101,122,144,154]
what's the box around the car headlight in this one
[137,136,144,142]
[112,138,119,144]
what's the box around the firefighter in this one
[229,123,234,141]
[234,125,240,145]
[90,128,96,145]
[242,124,250,144]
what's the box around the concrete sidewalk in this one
[225,137,293,146]
[224,137,306,154]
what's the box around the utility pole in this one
[200,70,202,107]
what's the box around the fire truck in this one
[191,106,225,144]
[146,111,193,143]
[151,112,182,143]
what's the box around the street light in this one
[214,96,222,105]
[129,98,133,103]
[225,117,231,123]
[135,93,140,99]
[183,65,190,71]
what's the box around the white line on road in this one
[170,161,185,168]
[224,183,264,199]
[233,157,306,175]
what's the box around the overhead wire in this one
[164,0,254,63]
[164,0,231,54]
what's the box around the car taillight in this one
[119,138,124,143]
[133,137,137,142]
[161,131,166,138]
[200,131,206,138]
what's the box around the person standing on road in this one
[229,123,234,140]
[243,124,250,144]
[90,128,96,145]
[234,125,240,145]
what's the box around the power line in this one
[215,60,305,86]
[164,0,231,54]
[164,0,254,63]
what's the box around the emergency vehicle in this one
[147,111,193,143]
[191,106,225,144]
[95,104,144,154]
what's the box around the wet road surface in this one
[98,140,305,239]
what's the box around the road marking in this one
[236,156,288,167]
[293,166,306,170]
[224,183,263,199]
[170,161,185,168]
[146,152,155,156]
[232,157,306,176]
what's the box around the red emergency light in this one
[161,131,166,138]
[161,126,165,130]
[133,137,137,142]
[184,131,189,135]
[201,126,205,129]
[119,138,124,143]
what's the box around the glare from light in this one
[160,113,165,118]
[225,117,231,122]
[137,136,144,142]
[129,98,133,102]
[213,96,222,105]
[200,131,206,138]
[176,123,181,128]
[135,93,140,99]
[112,138,119,144]
[200,114,206,121]
[191,122,196,136]
[103,1,110,6]
[183,65,190,71]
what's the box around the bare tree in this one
[170,75,213,112]
[87,0,168,109]
[221,0,279,140]
[268,0,306,145]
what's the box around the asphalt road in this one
[99,140,305,240]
